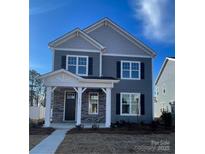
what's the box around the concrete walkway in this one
[30,128,69,154]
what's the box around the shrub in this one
[160,111,172,128]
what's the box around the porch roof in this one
[39,69,119,88]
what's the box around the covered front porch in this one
[39,69,119,128]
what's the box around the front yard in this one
[56,128,175,154]
[29,127,55,150]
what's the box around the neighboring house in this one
[154,57,175,118]
[39,18,156,128]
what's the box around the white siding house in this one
[154,57,175,118]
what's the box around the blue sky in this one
[29,0,175,80]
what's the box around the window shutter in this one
[140,62,145,79]
[116,93,120,115]
[140,94,145,115]
[88,57,93,75]
[116,61,121,78]
[61,56,66,69]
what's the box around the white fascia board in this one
[49,47,100,53]
[38,69,82,80]
[48,28,79,47]
[44,81,114,88]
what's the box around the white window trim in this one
[120,92,141,116]
[88,92,99,115]
[66,55,88,76]
[121,61,141,80]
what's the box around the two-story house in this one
[39,18,156,128]
[154,57,175,117]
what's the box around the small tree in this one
[29,69,45,106]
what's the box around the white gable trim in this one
[38,69,82,80]
[49,28,105,50]
[39,69,119,88]
[84,18,156,58]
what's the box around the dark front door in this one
[64,92,76,121]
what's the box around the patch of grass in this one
[29,127,55,135]
[29,127,55,150]
[56,133,175,154]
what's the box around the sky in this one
[29,0,175,81]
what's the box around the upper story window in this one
[121,61,140,79]
[66,55,88,76]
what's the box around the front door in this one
[64,92,76,121]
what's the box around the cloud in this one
[132,0,175,43]
[29,0,68,15]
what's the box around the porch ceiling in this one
[39,69,119,88]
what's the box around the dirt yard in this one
[29,127,55,150]
[56,132,175,154]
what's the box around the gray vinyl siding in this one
[154,60,175,117]
[54,50,100,76]
[87,26,150,56]
[56,35,98,50]
[102,56,153,123]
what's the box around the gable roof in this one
[155,57,175,85]
[39,69,119,83]
[84,18,156,58]
[48,28,105,50]
[38,69,82,80]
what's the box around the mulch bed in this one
[29,127,55,135]
[68,125,174,135]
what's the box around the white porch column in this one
[105,88,111,127]
[45,87,52,127]
[76,87,82,125]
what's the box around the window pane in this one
[91,104,97,113]
[131,71,139,78]
[78,66,86,74]
[90,95,98,100]
[131,94,139,114]
[122,94,130,104]
[89,93,98,114]
[68,65,76,73]
[123,70,130,78]
[131,63,139,70]
[68,57,76,65]
[78,57,87,65]
[122,62,130,69]
[131,104,139,114]
[122,104,129,114]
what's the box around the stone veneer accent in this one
[52,88,106,123]
[52,88,66,123]
[81,89,106,123]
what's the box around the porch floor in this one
[50,122,106,129]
